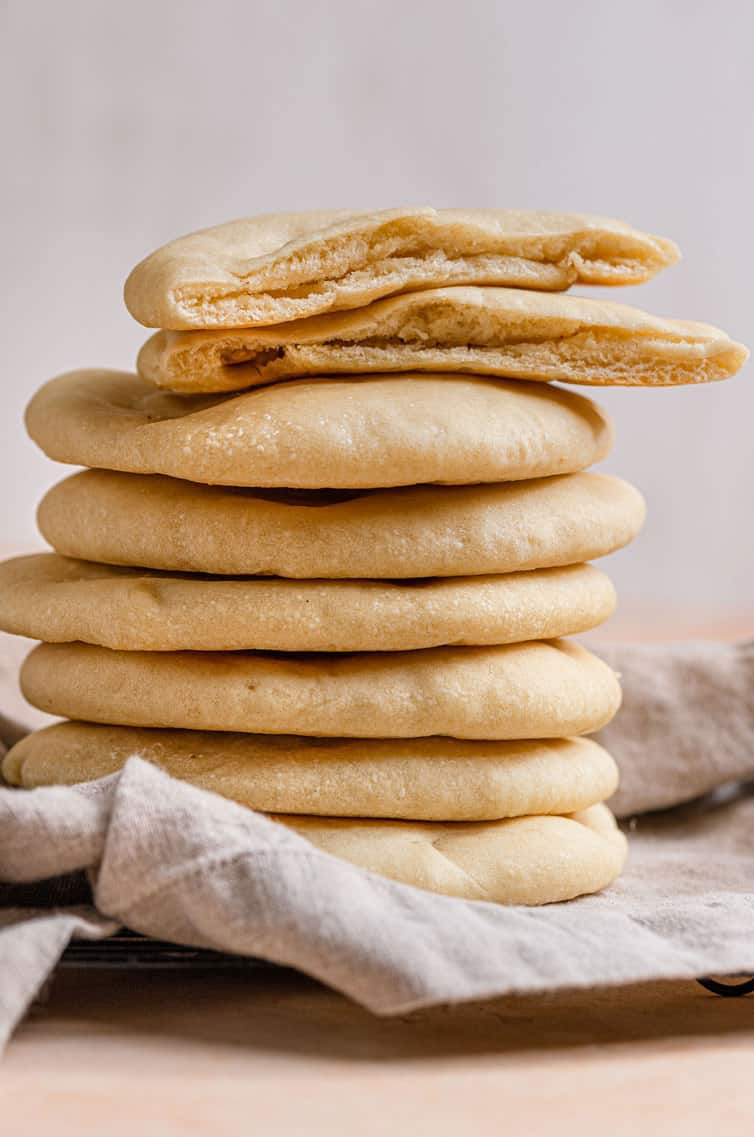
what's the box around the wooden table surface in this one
[4,968,754,1135]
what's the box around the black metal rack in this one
[59,931,274,971]
[57,931,754,996]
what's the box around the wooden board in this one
[4,968,754,1135]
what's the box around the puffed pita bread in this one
[37,471,645,578]
[138,286,747,394]
[279,804,627,904]
[3,724,619,822]
[21,640,621,739]
[26,370,612,489]
[124,208,680,330]
[0,556,616,652]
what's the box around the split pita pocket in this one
[3,724,618,822]
[279,804,628,905]
[0,556,615,652]
[124,207,679,330]
[37,470,645,578]
[21,640,621,740]
[138,286,748,394]
[26,370,612,489]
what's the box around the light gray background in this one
[2,0,753,625]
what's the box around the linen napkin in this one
[1,639,753,1050]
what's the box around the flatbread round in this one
[3,724,619,821]
[124,207,679,329]
[280,804,627,904]
[0,556,616,652]
[38,471,645,578]
[138,286,748,394]
[21,640,622,739]
[26,370,613,489]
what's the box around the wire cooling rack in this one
[57,931,754,996]
[59,930,274,970]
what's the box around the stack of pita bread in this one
[0,209,747,905]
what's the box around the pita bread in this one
[38,470,645,578]
[279,804,627,904]
[123,208,679,330]
[3,723,619,821]
[21,640,621,739]
[0,556,616,652]
[138,286,747,393]
[26,370,612,489]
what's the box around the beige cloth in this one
[595,640,754,814]
[2,640,754,1049]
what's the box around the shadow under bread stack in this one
[1,209,747,905]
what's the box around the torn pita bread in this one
[124,208,679,330]
[138,286,747,393]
